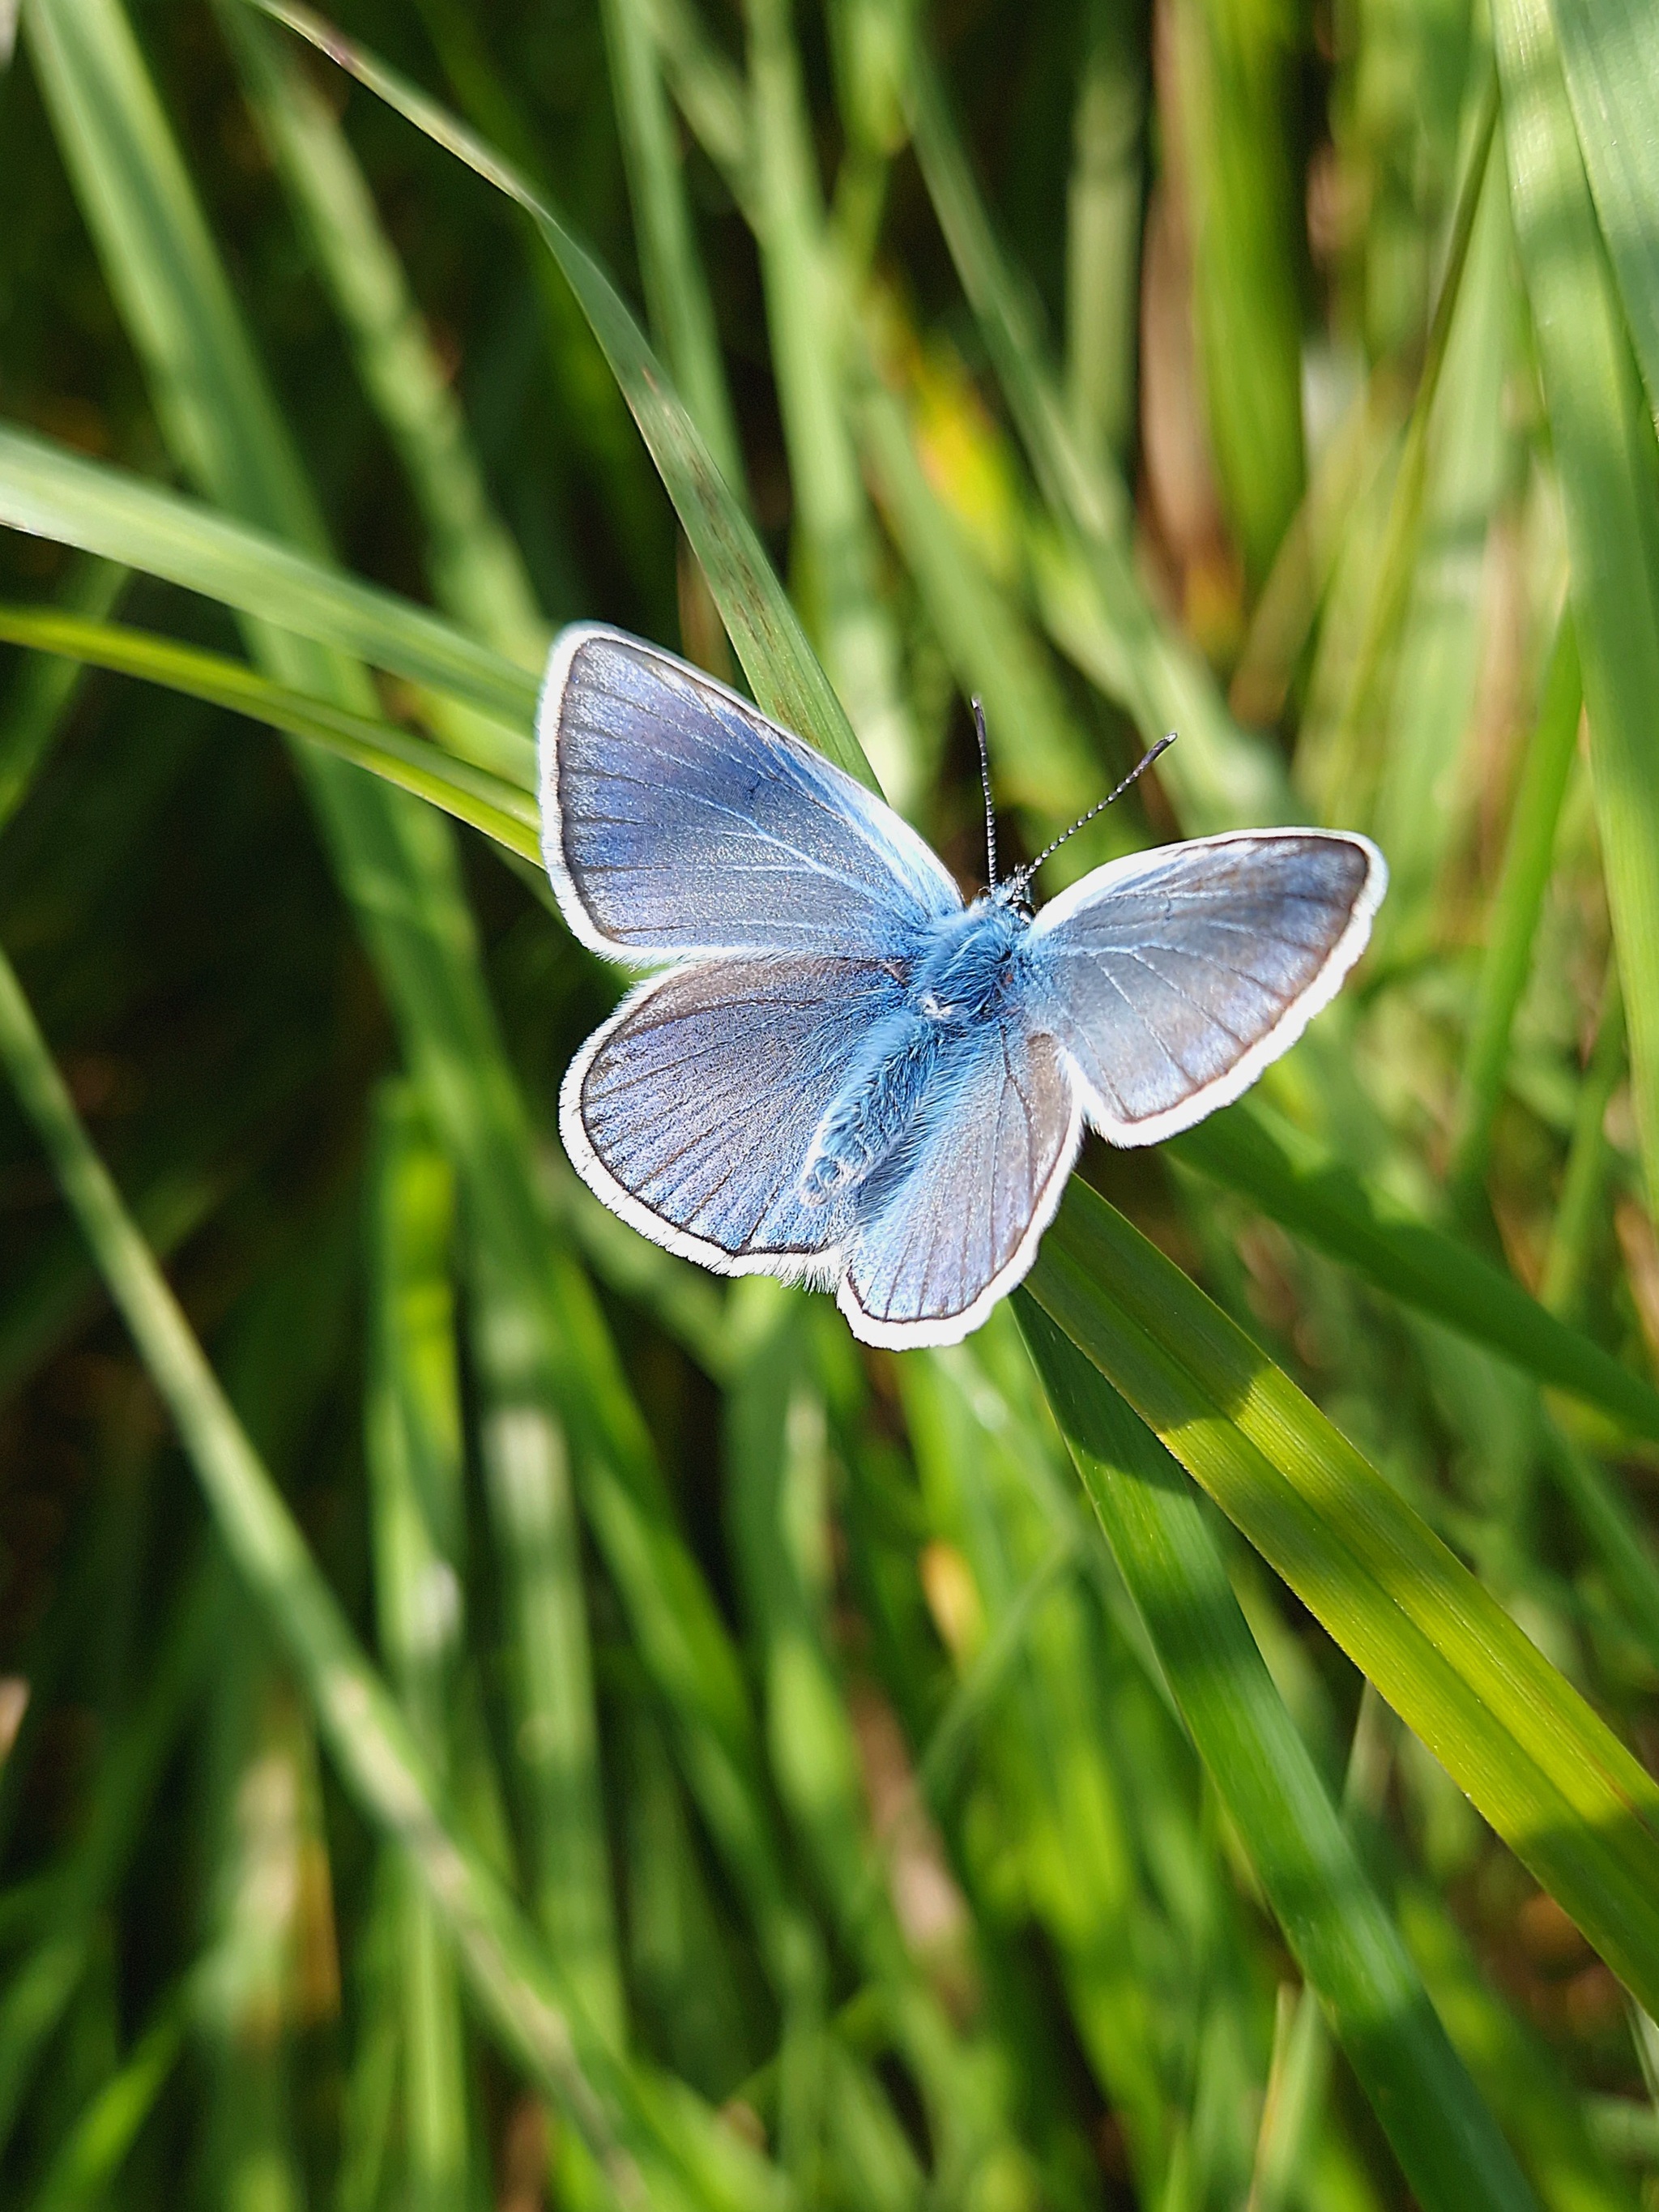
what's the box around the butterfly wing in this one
[839,1019,1081,1347]
[539,626,962,961]
[1026,830,1385,1145]
[561,955,911,1275]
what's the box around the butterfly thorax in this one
[799,900,1030,1209]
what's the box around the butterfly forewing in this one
[1028,831,1384,1145]
[539,626,961,960]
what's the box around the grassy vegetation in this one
[2,0,1659,2203]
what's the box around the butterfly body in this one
[539,625,1386,1347]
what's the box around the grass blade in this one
[1021,1301,1538,2212]
[0,604,540,855]
[1169,1097,1659,1443]
[1027,1176,1659,2018]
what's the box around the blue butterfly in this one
[539,626,1386,1348]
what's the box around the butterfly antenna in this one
[972,695,999,888]
[1013,733,1177,893]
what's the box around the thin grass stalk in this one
[0,554,125,832]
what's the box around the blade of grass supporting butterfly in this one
[0,940,791,2212]
[0,606,540,856]
[1448,614,1582,1204]
[737,0,918,803]
[23,0,631,2066]
[243,0,875,790]
[367,1089,473,2210]
[1491,0,1659,1223]
[0,553,125,831]
[1030,1182,1659,2011]
[213,2,547,671]
[0,424,537,758]
[1017,1301,1539,2212]
[904,44,1292,833]
[1166,1097,1659,1443]
[599,0,744,490]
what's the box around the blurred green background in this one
[4,0,1659,2205]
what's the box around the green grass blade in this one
[1168,1098,1659,1442]
[0,422,536,756]
[1541,958,1623,1322]
[1448,614,1582,1200]
[1027,1176,1659,2018]
[1020,1301,1538,2212]
[1492,0,1659,1223]
[243,0,875,791]
[0,604,540,855]
[28,1977,190,2212]
[0,939,785,2212]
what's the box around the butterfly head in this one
[971,698,1175,909]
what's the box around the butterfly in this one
[539,626,1386,1348]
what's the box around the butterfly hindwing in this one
[840,1018,1081,1347]
[539,626,962,962]
[561,954,908,1275]
[1027,831,1384,1146]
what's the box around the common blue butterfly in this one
[539,626,1385,1347]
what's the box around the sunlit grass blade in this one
[244,0,875,791]
[0,604,540,855]
[1020,1302,1539,2212]
[1028,1176,1659,2017]
[0,939,787,2212]
[0,422,536,762]
[1168,1097,1659,1442]
[28,1974,190,2212]
[1491,0,1659,1223]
